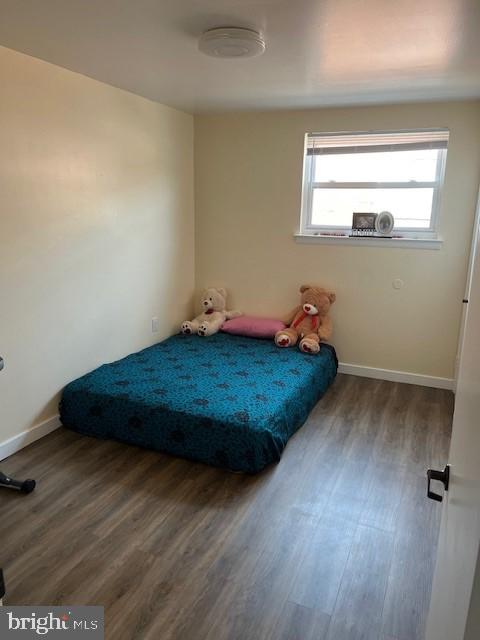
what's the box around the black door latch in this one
[427,465,450,502]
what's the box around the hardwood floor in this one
[0,374,453,640]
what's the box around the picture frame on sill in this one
[351,212,377,237]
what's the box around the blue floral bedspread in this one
[60,333,337,473]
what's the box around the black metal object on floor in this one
[0,471,36,493]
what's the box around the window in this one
[300,129,449,239]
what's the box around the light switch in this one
[151,317,160,333]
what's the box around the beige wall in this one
[195,102,480,379]
[0,46,194,444]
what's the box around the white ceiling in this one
[0,0,479,113]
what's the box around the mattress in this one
[60,333,337,473]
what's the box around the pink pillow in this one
[221,315,286,339]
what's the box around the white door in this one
[454,188,480,387]
[425,202,480,640]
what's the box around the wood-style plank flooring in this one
[0,374,453,640]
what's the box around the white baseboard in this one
[338,362,454,391]
[0,415,61,462]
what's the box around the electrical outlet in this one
[151,317,160,333]
[392,278,404,290]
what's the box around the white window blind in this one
[306,129,449,154]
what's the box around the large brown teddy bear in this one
[275,285,336,354]
[181,287,242,337]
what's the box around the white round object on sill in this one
[376,211,394,236]
[199,28,266,58]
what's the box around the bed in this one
[60,333,337,473]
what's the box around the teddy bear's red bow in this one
[292,312,319,331]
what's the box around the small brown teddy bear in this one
[275,284,336,354]
[181,287,242,337]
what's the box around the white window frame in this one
[300,129,448,240]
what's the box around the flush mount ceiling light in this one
[199,27,266,59]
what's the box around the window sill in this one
[294,233,443,250]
